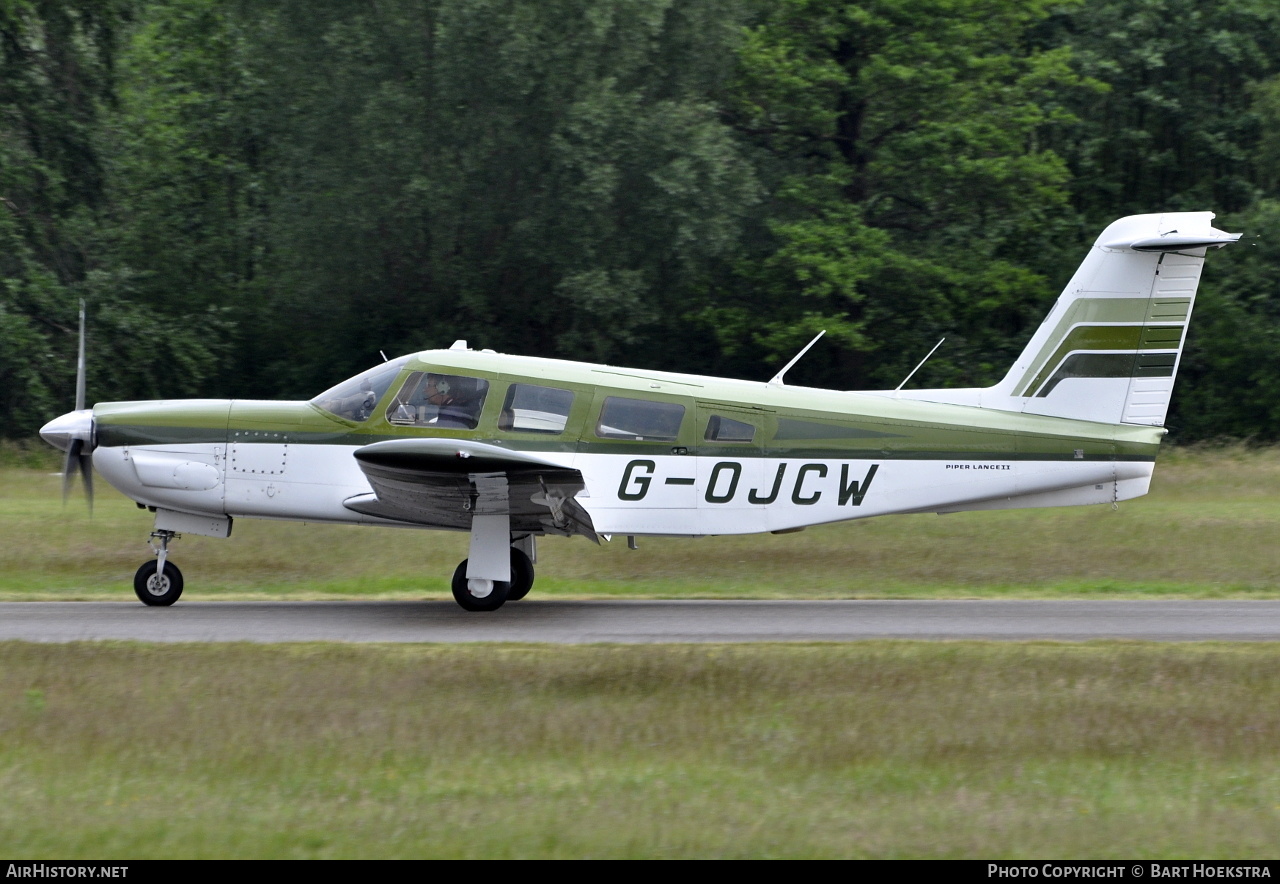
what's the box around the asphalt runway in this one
[2,599,1280,643]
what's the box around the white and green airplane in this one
[40,212,1240,611]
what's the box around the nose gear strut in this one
[134,530,184,606]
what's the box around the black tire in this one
[451,559,511,611]
[134,560,183,606]
[506,548,535,601]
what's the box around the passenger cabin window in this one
[386,371,489,429]
[311,358,409,423]
[597,397,685,441]
[704,415,755,443]
[499,384,574,434]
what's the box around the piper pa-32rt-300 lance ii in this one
[40,212,1240,611]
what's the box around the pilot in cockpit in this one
[426,374,480,428]
[388,372,485,429]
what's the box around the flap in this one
[346,439,596,540]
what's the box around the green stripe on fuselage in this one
[90,350,1166,466]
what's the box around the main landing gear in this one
[451,542,535,612]
[135,530,183,606]
[129,525,537,611]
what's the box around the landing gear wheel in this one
[134,560,184,606]
[506,548,535,601]
[451,560,511,612]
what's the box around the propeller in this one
[62,437,94,512]
[40,300,95,513]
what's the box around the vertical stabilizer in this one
[895,212,1240,425]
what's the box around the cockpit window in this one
[311,357,410,422]
[386,371,490,430]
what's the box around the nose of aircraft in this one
[40,409,95,453]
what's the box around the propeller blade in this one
[63,438,82,505]
[60,437,93,513]
[75,300,86,412]
[78,450,94,515]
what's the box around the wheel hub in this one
[147,574,170,595]
[467,578,494,599]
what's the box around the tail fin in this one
[900,212,1240,424]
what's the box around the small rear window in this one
[597,397,685,441]
[704,415,755,443]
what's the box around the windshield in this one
[310,356,412,422]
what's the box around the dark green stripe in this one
[774,418,903,441]
[97,425,228,447]
[1021,325,1183,396]
[757,450,1154,463]
[98,424,1155,463]
[1135,352,1177,376]
[1037,353,1174,397]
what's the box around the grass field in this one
[3,445,1278,858]
[1,444,1277,599]
[3,640,1279,859]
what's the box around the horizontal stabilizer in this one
[1106,231,1241,252]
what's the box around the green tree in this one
[1033,1,1280,439]
[234,0,761,396]
[103,0,263,313]
[721,0,1089,390]
[1036,0,1280,220]
[1,0,232,435]
[1,0,125,434]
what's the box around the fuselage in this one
[82,348,1162,537]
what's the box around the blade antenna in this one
[893,337,945,397]
[767,331,825,387]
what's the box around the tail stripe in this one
[1012,297,1152,396]
[890,212,1238,428]
[1018,321,1185,397]
[1035,351,1176,398]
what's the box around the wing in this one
[343,438,597,540]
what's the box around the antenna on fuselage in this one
[767,331,825,387]
[379,350,389,362]
[893,337,945,397]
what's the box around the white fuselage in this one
[94,441,1152,537]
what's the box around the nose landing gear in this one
[134,530,184,606]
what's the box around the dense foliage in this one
[3,0,1279,440]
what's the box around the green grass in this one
[2,641,1279,858]
[1,444,1278,599]
[5,447,1279,859]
